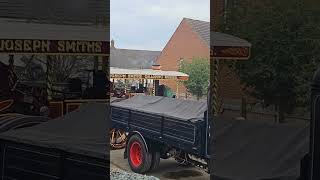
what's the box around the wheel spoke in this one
[110,129,127,149]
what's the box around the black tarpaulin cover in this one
[0,103,108,160]
[111,95,207,122]
[213,118,309,180]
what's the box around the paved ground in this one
[111,149,209,180]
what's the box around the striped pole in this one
[8,55,17,91]
[210,0,224,117]
[102,56,110,99]
[211,56,220,116]
[209,0,223,176]
[46,56,53,101]
[152,80,155,96]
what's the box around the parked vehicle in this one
[111,95,210,173]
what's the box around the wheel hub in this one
[130,141,142,167]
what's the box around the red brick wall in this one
[157,8,245,101]
[218,62,244,100]
[156,18,210,97]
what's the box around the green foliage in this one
[224,0,320,117]
[179,58,209,100]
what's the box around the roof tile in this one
[110,48,161,69]
[185,18,210,47]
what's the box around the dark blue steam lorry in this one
[110,84,311,176]
[111,95,210,173]
[112,95,312,180]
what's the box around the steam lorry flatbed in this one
[111,95,210,173]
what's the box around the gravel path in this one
[110,168,160,180]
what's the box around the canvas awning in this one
[0,18,109,56]
[110,67,189,81]
[211,31,251,59]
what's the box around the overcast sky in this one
[111,0,210,51]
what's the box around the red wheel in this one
[130,142,142,167]
[127,134,152,173]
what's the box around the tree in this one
[224,0,320,122]
[45,56,93,83]
[179,58,209,100]
[19,55,46,81]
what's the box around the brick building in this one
[156,17,244,105]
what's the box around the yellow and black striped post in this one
[210,52,220,117]
[46,56,53,101]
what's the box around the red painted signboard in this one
[211,46,250,59]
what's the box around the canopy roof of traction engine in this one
[210,31,251,60]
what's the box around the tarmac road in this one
[110,149,210,180]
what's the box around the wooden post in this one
[176,81,179,99]
[94,56,99,72]
[124,79,128,94]
[241,96,247,119]
[154,80,159,96]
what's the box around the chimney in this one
[111,39,115,48]
[152,64,161,70]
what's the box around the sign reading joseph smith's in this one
[110,74,189,81]
[0,39,109,55]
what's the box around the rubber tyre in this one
[127,134,152,173]
[149,151,160,172]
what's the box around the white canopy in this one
[110,67,189,81]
